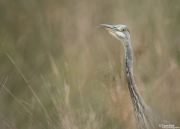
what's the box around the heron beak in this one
[100,24,116,33]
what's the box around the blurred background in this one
[0,0,180,129]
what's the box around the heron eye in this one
[122,28,125,32]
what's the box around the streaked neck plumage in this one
[123,39,146,106]
[122,39,151,129]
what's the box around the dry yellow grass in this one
[0,0,180,129]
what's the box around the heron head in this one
[100,24,130,44]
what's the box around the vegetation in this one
[0,0,180,128]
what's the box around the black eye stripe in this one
[114,27,120,31]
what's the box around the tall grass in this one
[0,0,180,128]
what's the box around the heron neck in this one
[124,40,147,112]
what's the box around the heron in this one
[100,24,176,129]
